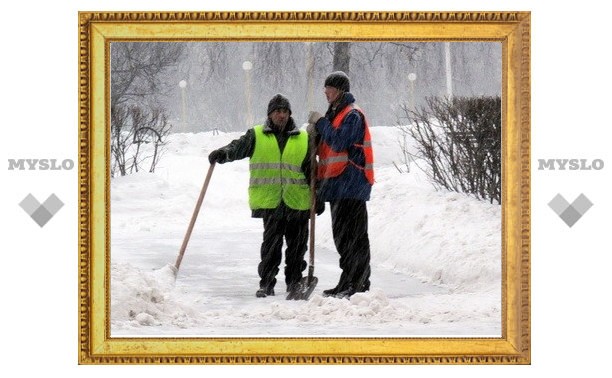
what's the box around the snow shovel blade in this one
[300,275,318,300]
[287,276,319,300]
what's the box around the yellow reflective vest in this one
[249,125,310,211]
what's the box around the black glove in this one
[208,149,227,164]
[316,199,325,215]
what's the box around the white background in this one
[1,0,610,376]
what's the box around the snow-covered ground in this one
[110,126,501,337]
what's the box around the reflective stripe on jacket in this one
[249,125,310,210]
[317,105,375,185]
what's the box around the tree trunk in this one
[333,42,351,74]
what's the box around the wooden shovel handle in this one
[174,162,216,272]
[308,133,318,280]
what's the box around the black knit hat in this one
[324,71,350,92]
[267,93,292,115]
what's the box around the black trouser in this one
[330,199,371,292]
[258,214,308,291]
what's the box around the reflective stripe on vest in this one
[249,125,310,210]
[317,105,375,184]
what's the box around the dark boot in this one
[255,287,275,298]
[334,285,355,299]
[322,286,341,297]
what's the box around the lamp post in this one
[305,42,315,111]
[242,60,253,127]
[444,42,453,100]
[179,80,187,132]
[408,72,416,111]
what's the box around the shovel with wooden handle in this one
[170,162,216,277]
[287,132,319,300]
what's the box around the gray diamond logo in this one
[548,193,592,227]
[19,193,64,227]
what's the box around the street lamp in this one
[179,80,187,132]
[408,72,416,111]
[305,42,315,110]
[242,60,253,127]
[444,42,453,99]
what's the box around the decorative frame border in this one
[78,11,530,364]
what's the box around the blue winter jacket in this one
[314,92,372,202]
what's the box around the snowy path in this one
[111,229,498,337]
[175,231,449,301]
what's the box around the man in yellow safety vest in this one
[209,94,323,299]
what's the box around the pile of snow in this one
[110,263,199,329]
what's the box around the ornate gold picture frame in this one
[78,11,530,364]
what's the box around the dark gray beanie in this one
[324,71,350,92]
[267,93,292,115]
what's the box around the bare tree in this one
[111,42,185,109]
[110,42,183,176]
[402,96,501,204]
[110,104,133,177]
[111,104,172,177]
[130,106,172,174]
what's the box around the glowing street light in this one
[242,60,253,71]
